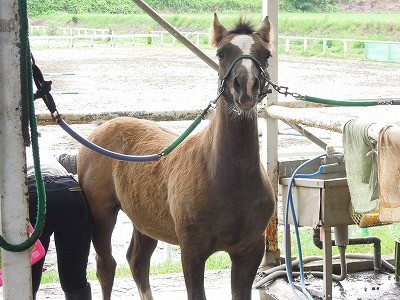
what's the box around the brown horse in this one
[77,14,275,300]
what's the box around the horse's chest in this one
[211,194,271,243]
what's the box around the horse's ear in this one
[256,16,271,44]
[211,13,228,47]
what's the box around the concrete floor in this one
[27,266,400,300]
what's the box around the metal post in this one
[322,226,333,299]
[262,0,280,267]
[0,0,32,299]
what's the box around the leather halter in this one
[217,54,272,103]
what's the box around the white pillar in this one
[262,0,280,266]
[0,0,32,299]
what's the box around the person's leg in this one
[28,182,55,298]
[64,283,92,300]
[48,178,92,298]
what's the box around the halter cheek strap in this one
[217,55,272,102]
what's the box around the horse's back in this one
[85,117,176,151]
[77,118,174,205]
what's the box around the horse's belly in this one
[120,199,179,245]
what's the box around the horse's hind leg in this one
[126,227,158,300]
[229,236,265,300]
[92,206,119,300]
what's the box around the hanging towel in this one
[343,119,378,214]
[378,125,400,222]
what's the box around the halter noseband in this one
[217,54,272,103]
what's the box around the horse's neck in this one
[205,99,261,179]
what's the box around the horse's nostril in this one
[233,77,241,93]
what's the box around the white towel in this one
[378,125,400,222]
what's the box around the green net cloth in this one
[343,119,378,214]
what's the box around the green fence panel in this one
[365,42,400,63]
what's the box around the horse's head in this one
[211,14,272,117]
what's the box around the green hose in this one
[0,0,46,252]
[161,115,202,156]
[303,95,378,106]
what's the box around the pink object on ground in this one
[0,223,45,286]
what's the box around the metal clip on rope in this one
[266,78,304,100]
[266,78,400,106]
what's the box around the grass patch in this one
[41,223,398,284]
[279,12,400,41]
[30,11,400,42]
[29,11,259,34]
[29,11,400,60]
[281,223,400,258]
[40,251,232,284]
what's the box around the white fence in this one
[30,25,113,37]
[279,35,400,57]
[152,30,207,47]
[29,26,400,58]
[30,33,159,48]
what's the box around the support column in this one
[262,0,280,267]
[0,0,32,299]
[322,226,333,299]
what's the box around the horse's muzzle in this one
[233,75,261,108]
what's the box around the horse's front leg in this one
[179,235,211,300]
[229,236,265,300]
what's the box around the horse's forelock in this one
[228,17,256,35]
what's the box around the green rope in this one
[161,115,202,156]
[0,0,46,252]
[303,95,379,106]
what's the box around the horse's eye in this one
[265,51,272,61]
[217,52,225,60]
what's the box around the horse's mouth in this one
[234,92,259,110]
[229,100,257,119]
[238,102,256,110]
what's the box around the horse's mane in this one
[228,17,256,35]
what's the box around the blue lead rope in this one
[58,119,161,162]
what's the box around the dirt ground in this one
[32,44,400,155]
[27,45,400,298]
[32,46,400,117]
[342,0,400,13]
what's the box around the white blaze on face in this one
[230,35,256,97]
